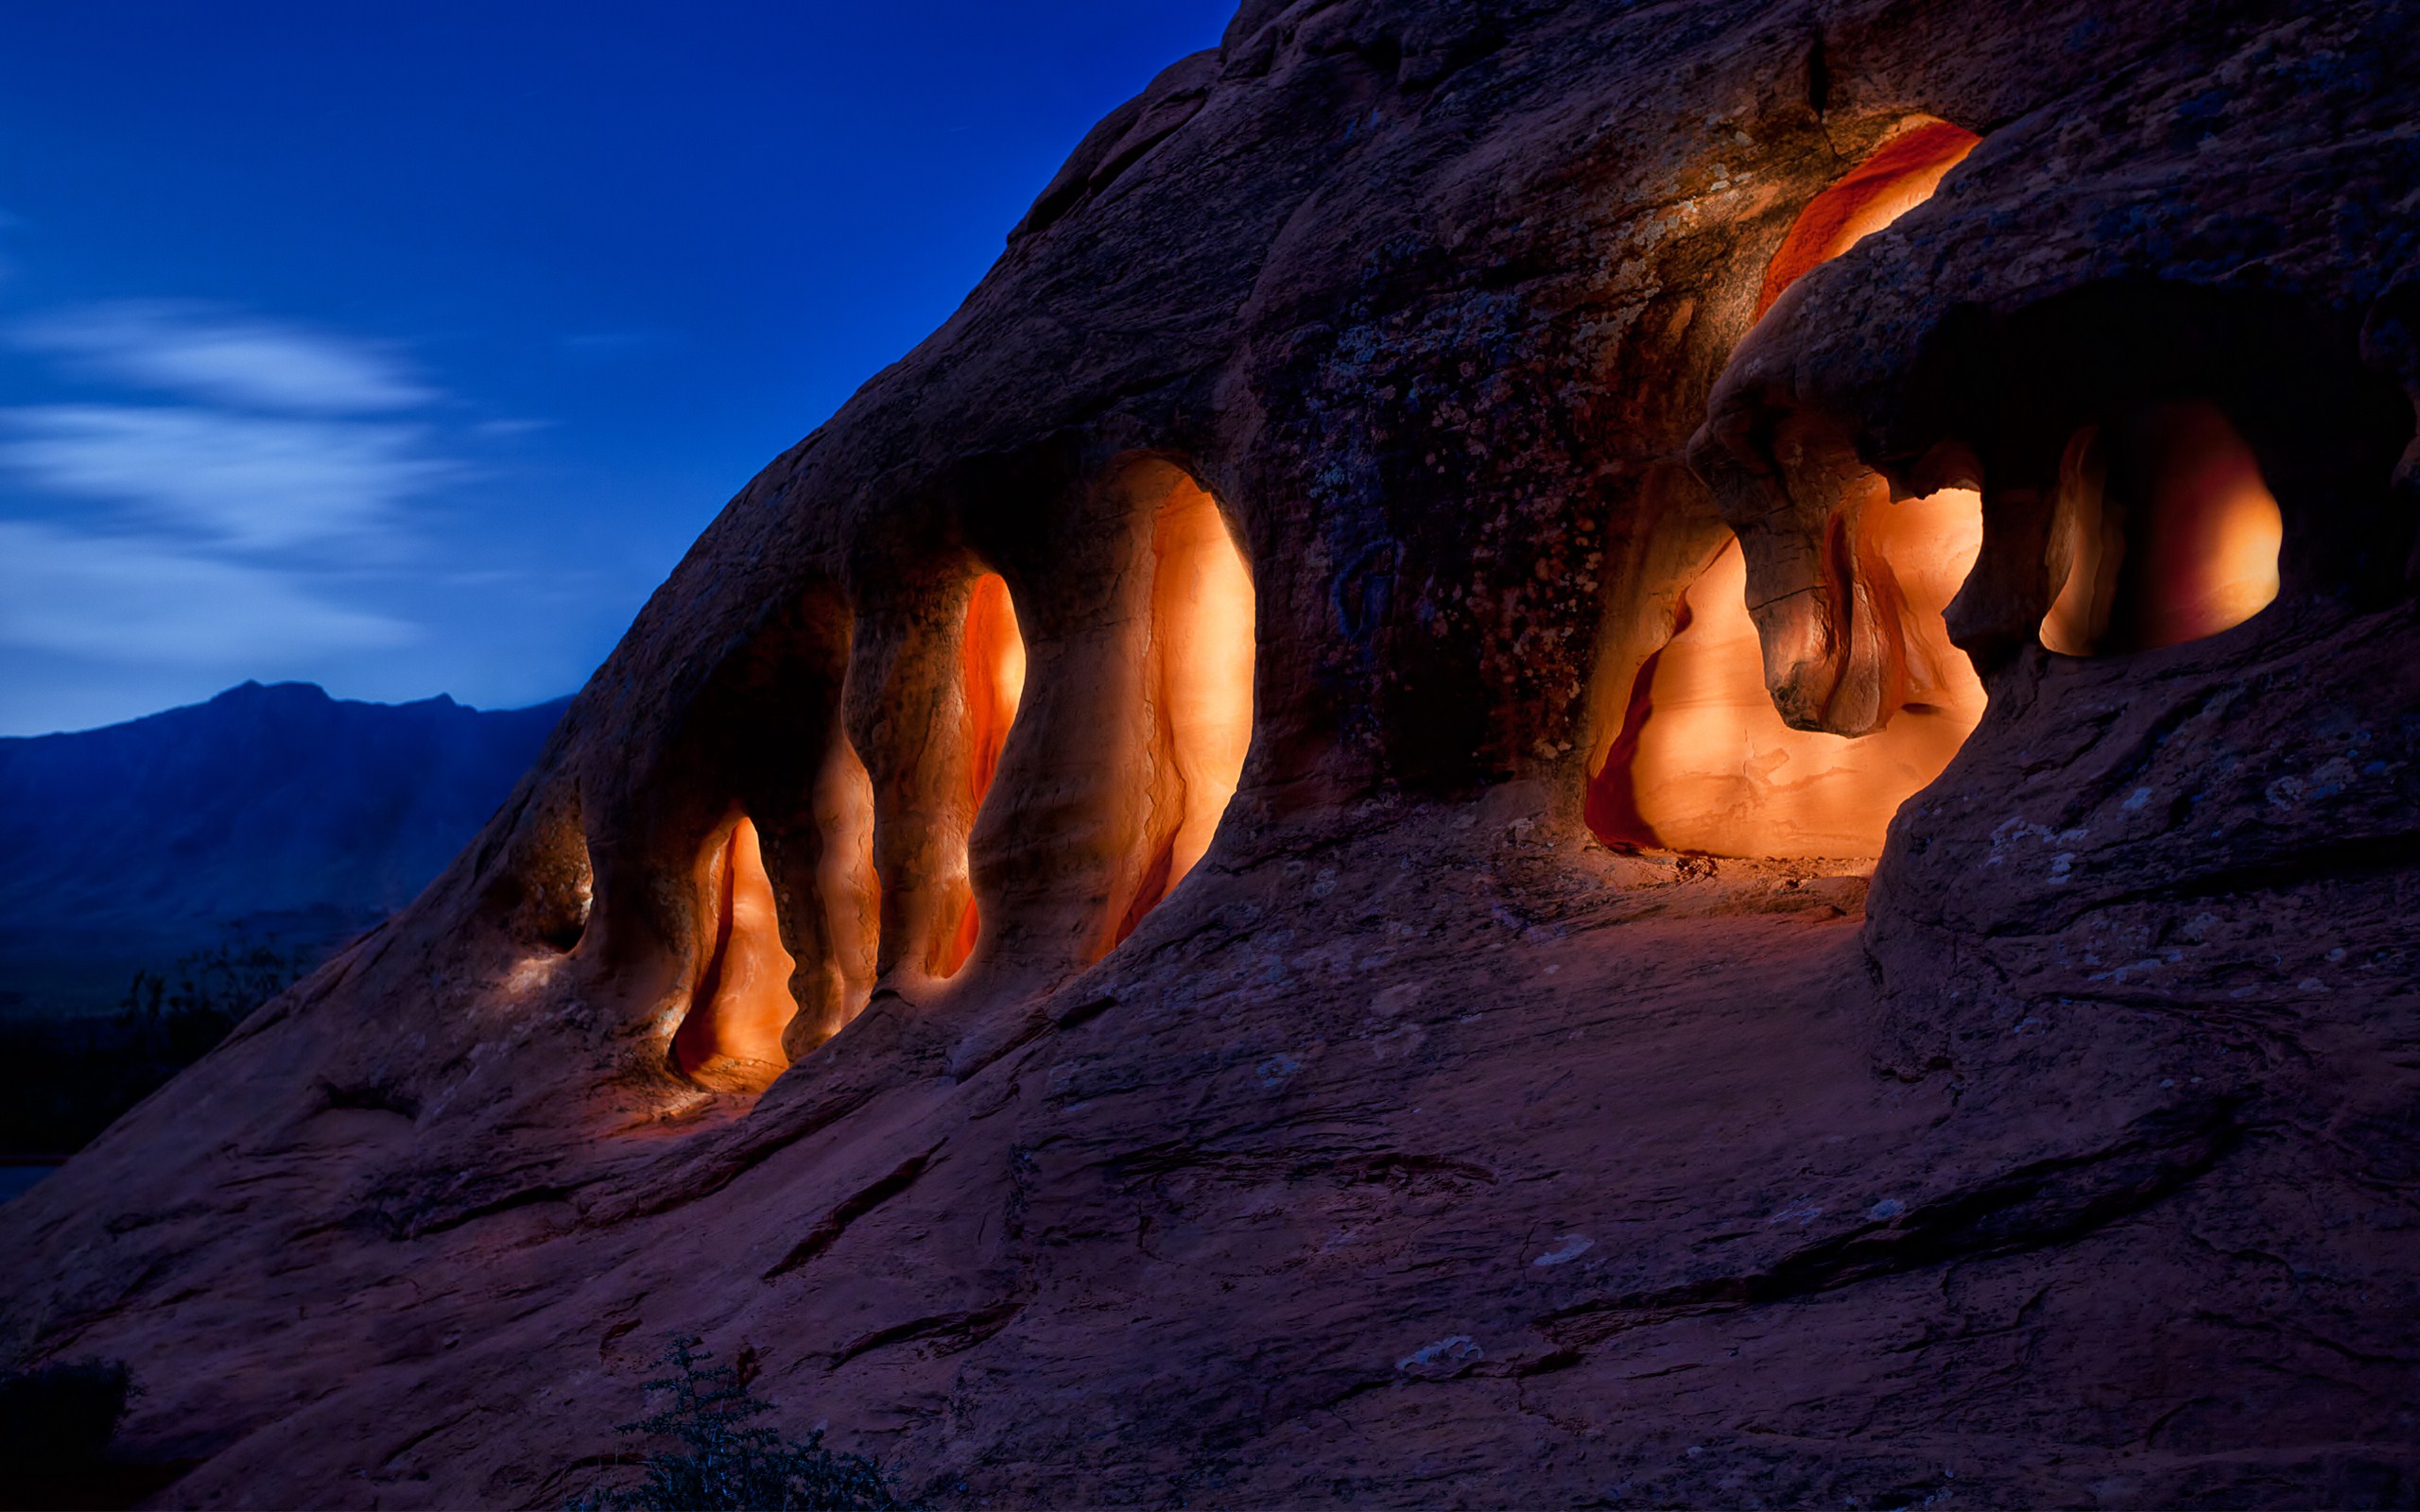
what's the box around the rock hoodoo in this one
[6,1,2417,1506]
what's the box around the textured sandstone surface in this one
[5,1,2418,1506]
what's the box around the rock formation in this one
[5,0,2417,1505]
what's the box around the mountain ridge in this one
[0,680,567,1016]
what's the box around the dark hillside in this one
[0,681,565,1017]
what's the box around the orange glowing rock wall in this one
[2041,402,2283,655]
[802,728,880,1050]
[1109,477,1255,949]
[932,573,1027,978]
[1591,490,1986,858]
[672,814,801,1083]
[1755,118,1979,318]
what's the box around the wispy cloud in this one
[0,521,415,663]
[0,298,473,686]
[13,301,437,414]
[2,404,454,549]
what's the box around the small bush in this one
[0,936,310,1156]
[575,1337,914,1512]
[116,937,313,1065]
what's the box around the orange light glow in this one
[2041,403,2281,655]
[2039,427,2119,657]
[1756,119,1980,319]
[809,728,879,1040]
[673,814,800,1080]
[1112,478,1255,946]
[930,572,1026,978]
[1590,490,1986,859]
[1151,481,1256,889]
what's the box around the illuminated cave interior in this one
[672,813,802,1084]
[1590,489,1987,858]
[1755,118,1980,318]
[2040,401,2283,655]
[932,571,1027,978]
[803,720,879,1048]
[1106,473,1256,950]
[660,481,1253,1084]
[1584,118,1990,861]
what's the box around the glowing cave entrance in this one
[674,814,801,1084]
[1582,117,1991,860]
[2041,402,2282,655]
[1107,474,1257,950]
[672,719,879,1091]
[1591,490,1986,858]
[808,730,880,1039]
[1757,118,1980,318]
[933,571,1027,978]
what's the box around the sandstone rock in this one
[5,1,2416,1506]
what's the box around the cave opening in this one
[802,722,879,1047]
[1584,116,1990,861]
[931,571,1027,978]
[672,813,800,1085]
[1589,489,1986,858]
[2040,401,2283,655]
[1756,117,1979,318]
[1105,473,1256,950]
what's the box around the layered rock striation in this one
[5,1,2417,1505]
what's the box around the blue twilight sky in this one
[0,1,1236,735]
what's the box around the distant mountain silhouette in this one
[0,681,568,1017]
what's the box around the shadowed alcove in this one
[1892,271,2411,680]
[2039,402,2283,655]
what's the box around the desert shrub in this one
[574,1337,914,1512]
[0,937,309,1156]
[117,937,312,1065]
